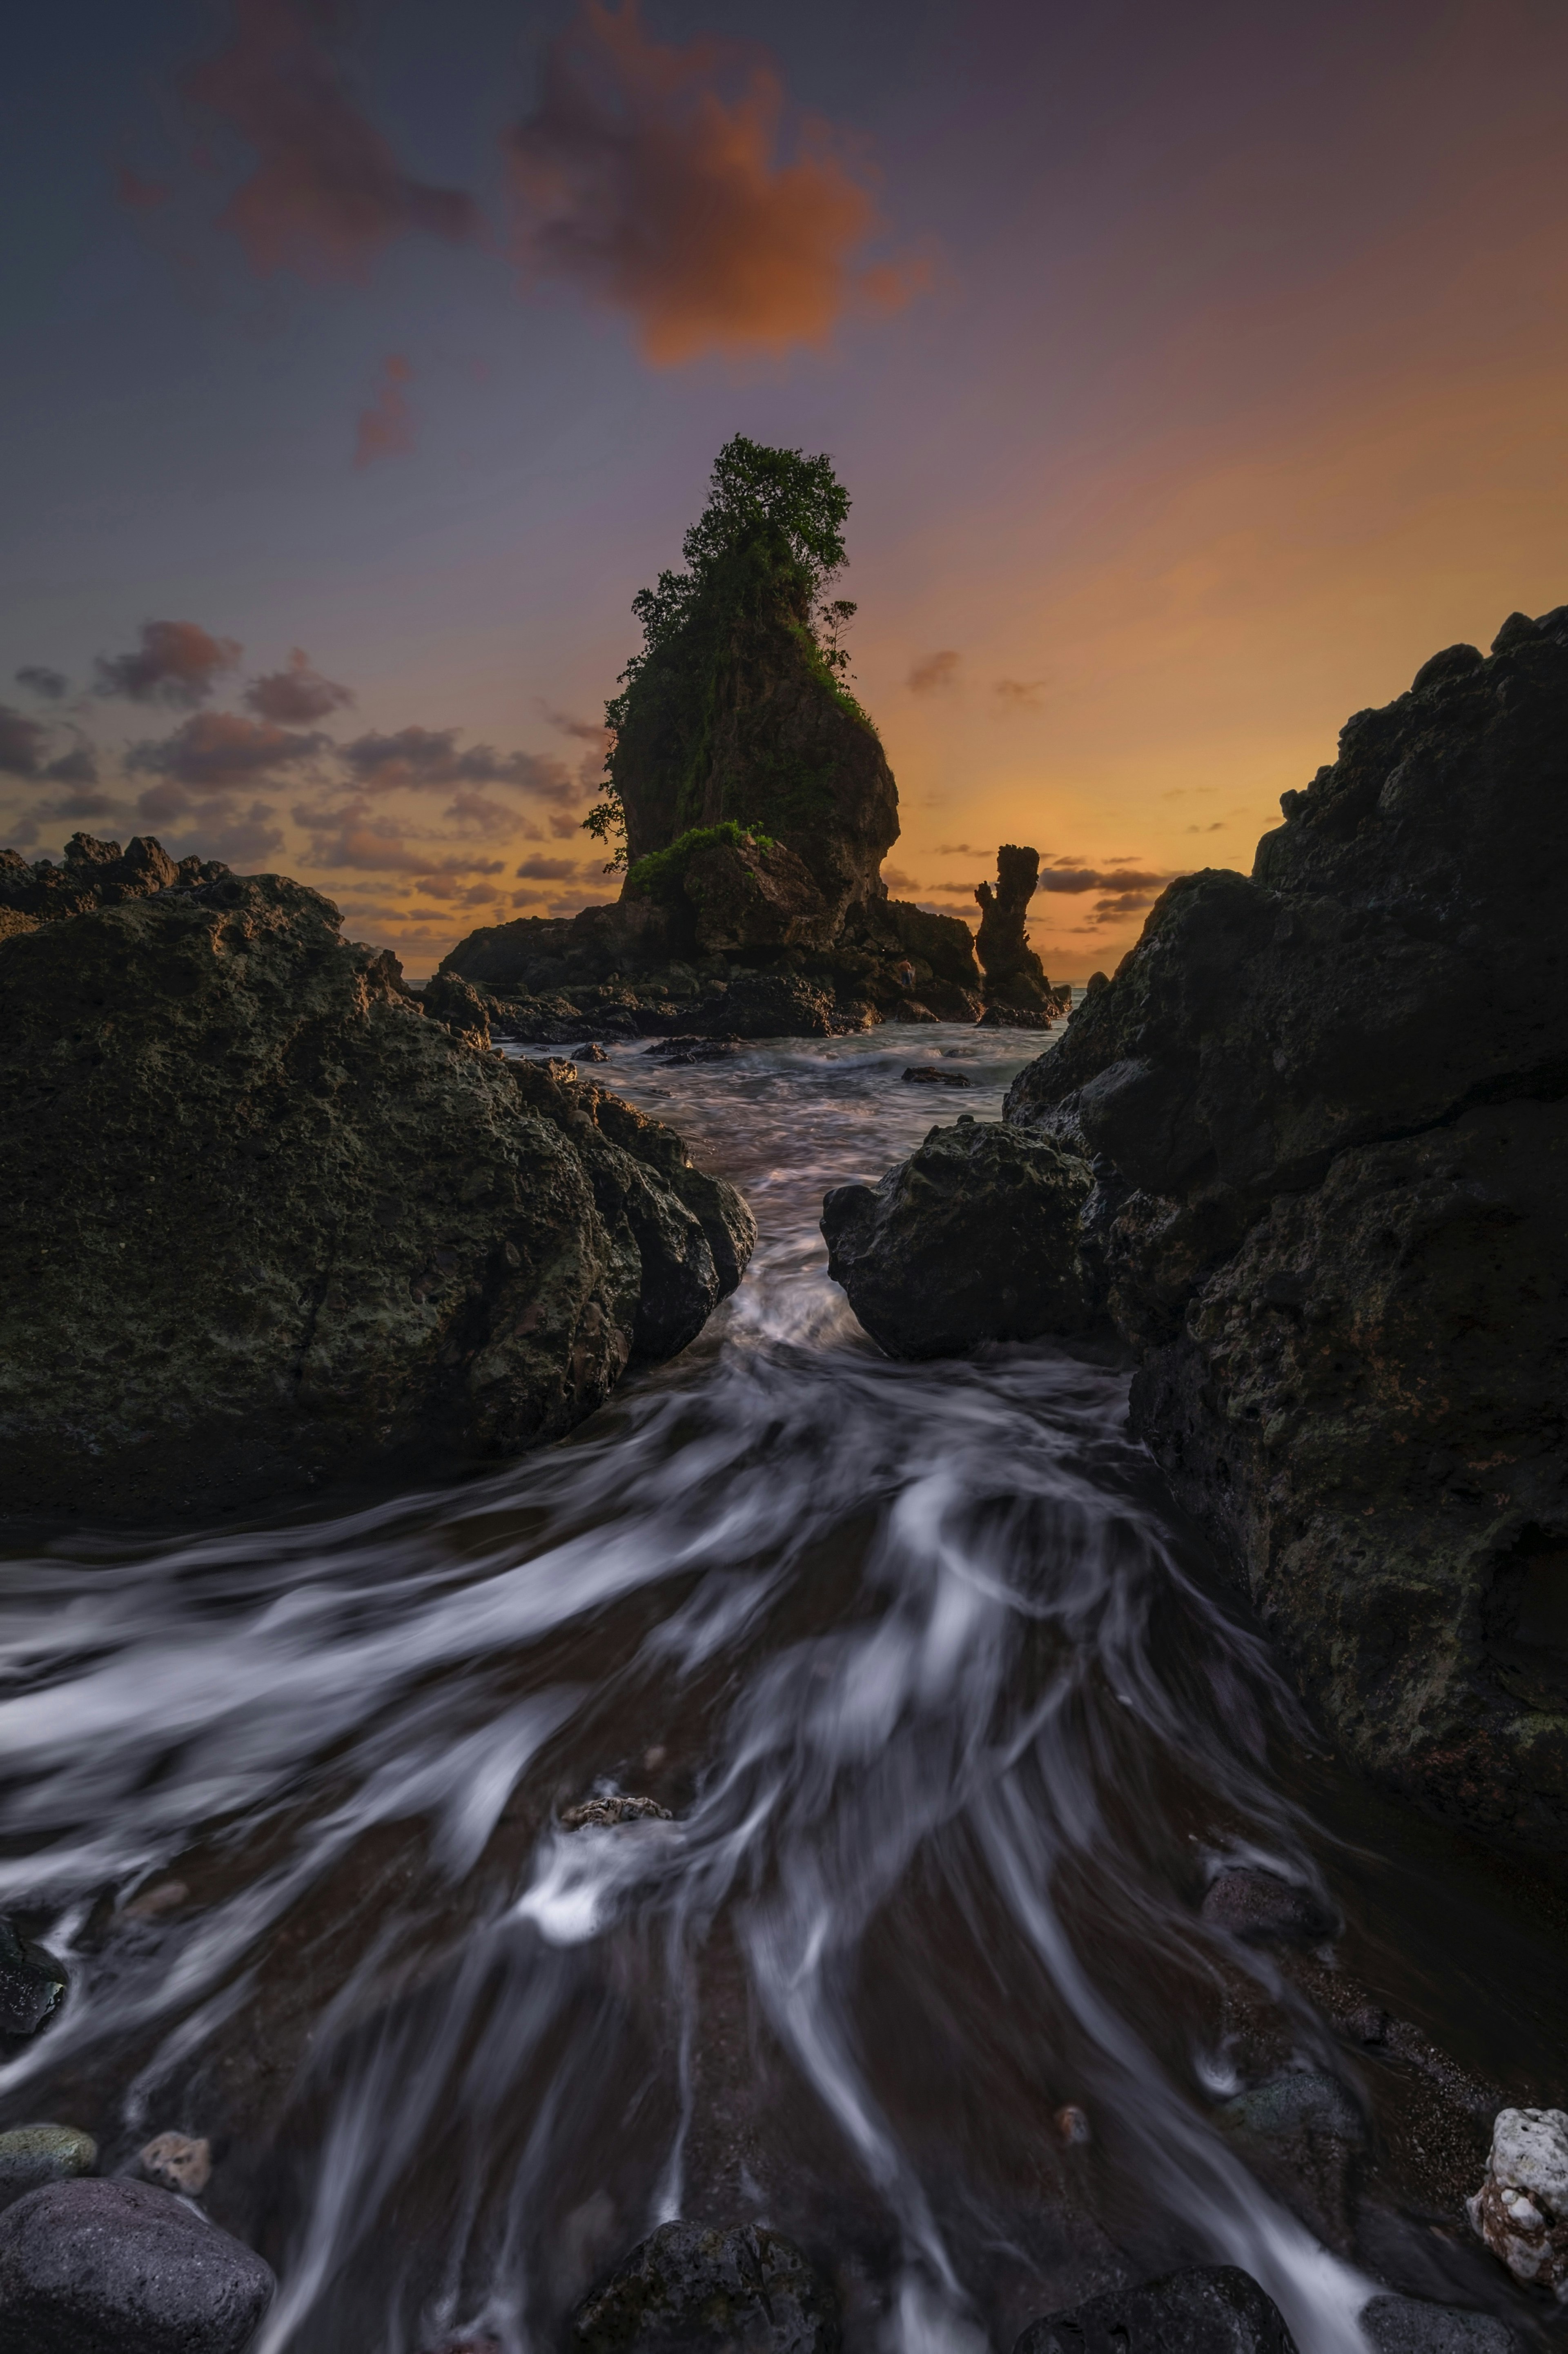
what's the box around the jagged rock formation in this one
[1,830,231,921]
[0,872,753,1526]
[974,845,1056,1011]
[824,606,1568,1854]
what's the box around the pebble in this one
[572,2220,837,2354]
[0,2126,96,2212]
[1361,2293,1517,2352]
[0,2175,274,2354]
[1013,2263,1295,2352]
[1200,1866,1338,1946]
[138,2133,212,2196]
[1467,2107,1568,2294]
[0,1920,66,2040]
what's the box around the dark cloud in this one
[182,0,479,285]
[32,786,122,823]
[880,864,918,891]
[200,802,286,866]
[15,666,69,702]
[354,355,415,468]
[244,648,354,723]
[1185,821,1226,833]
[292,793,509,881]
[42,745,100,787]
[0,705,50,777]
[128,710,327,788]
[908,650,960,693]
[934,841,982,856]
[340,726,580,802]
[515,854,580,880]
[994,677,1045,707]
[96,620,242,708]
[506,0,915,364]
[1033,864,1169,893]
[535,699,609,747]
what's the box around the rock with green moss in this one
[0,874,753,1525]
[0,2127,97,2211]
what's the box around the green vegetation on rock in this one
[625,821,775,904]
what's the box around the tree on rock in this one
[587,437,899,933]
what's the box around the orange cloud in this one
[506,0,912,363]
[354,357,414,469]
[908,650,960,693]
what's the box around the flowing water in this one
[2,1024,1566,2354]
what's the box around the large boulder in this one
[822,605,1568,1852]
[0,874,753,1524]
[572,2220,839,2354]
[1013,2265,1296,2354]
[822,1120,1097,1359]
[0,2176,273,2354]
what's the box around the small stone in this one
[575,1043,610,1063]
[1013,2263,1296,2353]
[0,2127,96,2212]
[561,1795,673,1831]
[1054,2105,1091,2145]
[900,1066,973,1088]
[572,2220,838,2354]
[1361,2293,1517,2351]
[1467,2107,1568,2294]
[1200,1867,1338,1946]
[137,2133,212,2196]
[1218,2070,1365,2144]
[0,2175,273,2354]
[0,1919,66,2039]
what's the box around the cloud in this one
[15,666,68,702]
[442,786,515,833]
[354,354,415,468]
[0,706,50,777]
[1033,864,1169,893]
[935,841,982,857]
[994,677,1045,707]
[1185,821,1226,833]
[96,620,242,708]
[182,0,479,284]
[204,802,286,865]
[292,793,508,882]
[880,865,918,891]
[515,854,579,880]
[340,726,579,801]
[128,709,327,788]
[506,0,914,364]
[42,744,100,787]
[1083,889,1164,922]
[116,165,170,210]
[244,647,354,723]
[908,650,959,693]
[535,699,609,747]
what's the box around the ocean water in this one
[0,1022,1561,2354]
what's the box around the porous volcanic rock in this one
[0,874,753,1525]
[0,831,228,921]
[822,1121,1097,1359]
[831,605,1568,1850]
[975,846,1057,1012]
[1012,2264,1296,2354]
[0,2175,273,2354]
[572,2220,839,2354]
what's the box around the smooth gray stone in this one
[0,2126,96,2211]
[1362,2293,1518,2352]
[0,2175,274,2354]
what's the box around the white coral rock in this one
[1469,2107,1568,2296]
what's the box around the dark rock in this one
[673,833,839,956]
[1361,2294,1517,2352]
[1218,2071,1365,2143]
[996,602,1568,1850]
[0,2175,274,2354]
[1012,2264,1296,2354]
[1200,1868,1338,1946]
[0,2128,96,2212]
[975,846,1056,1011]
[901,1065,973,1087]
[576,1043,610,1062]
[0,833,223,928]
[0,877,753,1523]
[822,1121,1096,1359]
[572,2219,838,2354]
[422,971,493,1047]
[0,1921,65,2038]
[561,1795,673,1829]
[692,971,847,1039]
[644,1036,740,1063]
[978,1002,1057,1029]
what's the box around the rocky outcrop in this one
[824,606,1568,1853]
[0,874,753,1526]
[822,1121,1096,1359]
[0,831,229,920]
[974,844,1057,1011]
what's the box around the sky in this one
[2,0,1566,978]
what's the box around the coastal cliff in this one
[825,605,1568,1853]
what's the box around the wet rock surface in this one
[0,2175,274,2354]
[1200,1868,1339,1947]
[0,2127,96,2212]
[1362,2292,1518,2351]
[822,1120,1097,1359]
[571,2220,840,2354]
[1012,2264,1297,2353]
[0,874,753,1524]
[0,1920,66,2039]
[1466,2107,1568,2294]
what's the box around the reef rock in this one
[0,874,753,1525]
[0,831,227,922]
[822,1121,1096,1359]
[1467,2108,1568,2295]
[572,2221,839,2354]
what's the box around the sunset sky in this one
[3,0,1566,975]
